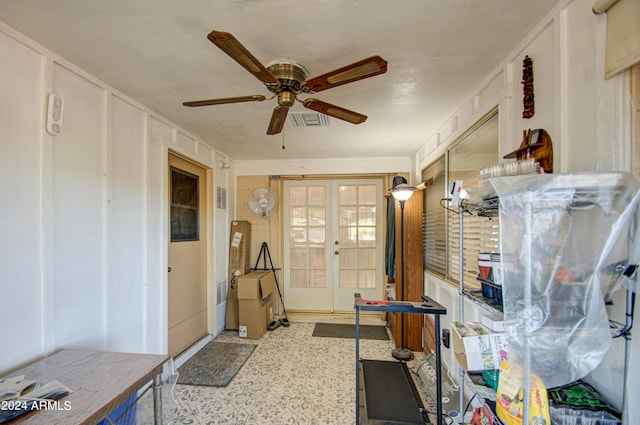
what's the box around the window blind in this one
[448,172,500,288]
[593,0,640,79]
[422,156,446,276]
[422,110,499,287]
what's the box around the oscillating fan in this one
[247,186,278,218]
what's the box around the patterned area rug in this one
[177,341,257,387]
[312,322,390,340]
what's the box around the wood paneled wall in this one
[394,190,424,351]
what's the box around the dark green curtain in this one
[385,194,396,279]
[385,176,406,280]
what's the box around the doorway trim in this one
[282,177,384,313]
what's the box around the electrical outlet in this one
[442,328,450,348]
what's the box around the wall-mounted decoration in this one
[522,55,534,119]
[171,167,199,241]
[504,129,553,173]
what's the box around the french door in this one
[283,179,383,312]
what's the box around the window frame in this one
[422,108,500,288]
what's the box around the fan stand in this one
[251,242,290,329]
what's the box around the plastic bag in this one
[490,172,640,389]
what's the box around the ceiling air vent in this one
[289,112,331,128]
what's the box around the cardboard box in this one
[225,220,251,330]
[237,271,276,339]
[451,321,507,371]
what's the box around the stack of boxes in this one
[236,271,276,339]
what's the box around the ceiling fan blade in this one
[304,56,388,93]
[207,30,279,86]
[302,99,367,124]
[183,95,266,107]
[267,106,289,135]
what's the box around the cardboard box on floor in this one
[225,221,251,330]
[451,321,507,371]
[237,271,276,339]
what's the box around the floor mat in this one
[312,322,389,340]
[177,341,256,387]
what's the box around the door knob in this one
[168,267,172,272]
[334,250,340,255]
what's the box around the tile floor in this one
[137,314,432,425]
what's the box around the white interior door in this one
[284,179,382,312]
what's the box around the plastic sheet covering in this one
[489,172,640,389]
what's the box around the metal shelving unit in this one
[453,200,504,424]
[452,172,639,424]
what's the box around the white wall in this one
[416,0,636,419]
[213,160,233,336]
[1,30,48,371]
[0,23,229,374]
[235,156,411,176]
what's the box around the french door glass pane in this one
[339,186,357,204]
[291,269,307,288]
[339,248,357,268]
[359,270,375,289]
[309,269,326,288]
[290,248,306,267]
[358,227,376,247]
[290,187,307,206]
[338,184,377,290]
[359,185,376,204]
[358,206,376,225]
[289,185,327,289]
[290,207,307,225]
[309,186,325,205]
[308,248,325,267]
[339,269,357,288]
[359,248,376,268]
[339,227,358,247]
[339,206,357,226]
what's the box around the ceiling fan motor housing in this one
[267,60,309,94]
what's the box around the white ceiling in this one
[0,0,558,161]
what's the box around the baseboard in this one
[173,334,213,369]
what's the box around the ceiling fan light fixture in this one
[277,91,296,108]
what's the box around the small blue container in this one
[98,395,137,425]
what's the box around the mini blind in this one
[447,113,500,287]
[593,0,640,79]
[422,110,499,286]
[448,172,500,287]
[422,156,447,276]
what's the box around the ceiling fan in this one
[183,30,388,135]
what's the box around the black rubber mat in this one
[361,360,428,424]
[312,323,389,340]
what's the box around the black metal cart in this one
[354,294,447,424]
